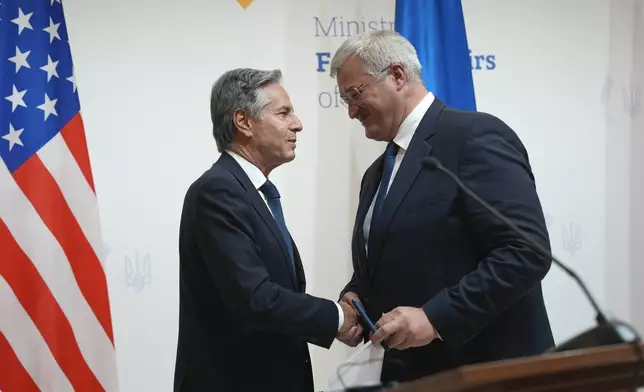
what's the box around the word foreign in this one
[315,50,495,73]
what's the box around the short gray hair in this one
[330,30,422,82]
[210,68,282,152]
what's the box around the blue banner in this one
[395,0,477,111]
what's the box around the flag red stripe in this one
[0,221,102,391]
[12,156,114,342]
[0,332,40,392]
[60,113,95,192]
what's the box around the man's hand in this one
[339,291,361,308]
[371,307,437,350]
[336,296,364,347]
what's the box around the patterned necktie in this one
[371,141,399,224]
[259,180,294,266]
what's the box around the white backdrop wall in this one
[59,0,643,390]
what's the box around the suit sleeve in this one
[195,176,339,348]
[422,115,552,348]
[339,273,360,300]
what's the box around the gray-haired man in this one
[331,30,553,383]
[173,68,359,392]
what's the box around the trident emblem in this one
[562,222,582,256]
[125,251,152,292]
[623,85,641,118]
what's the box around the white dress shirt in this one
[362,92,435,250]
[226,151,344,332]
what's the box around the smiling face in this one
[336,55,406,142]
[235,82,302,172]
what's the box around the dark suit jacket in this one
[174,152,338,392]
[344,98,555,383]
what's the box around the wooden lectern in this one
[389,342,644,392]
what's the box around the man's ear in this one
[233,109,253,138]
[390,63,407,90]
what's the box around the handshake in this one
[335,292,440,350]
[335,292,365,347]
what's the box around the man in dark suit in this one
[174,68,360,392]
[329,31,555,383]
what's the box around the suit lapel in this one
[292,243,306,293]
[366,99,445,282]
[352,162,381,283]
[247,191,298,289]
[219,153,297,289]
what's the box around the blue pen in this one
[351,299,390,351]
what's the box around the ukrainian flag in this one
[395,0,477,111]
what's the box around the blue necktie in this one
[371,142,399,224]
[260,180,294,266]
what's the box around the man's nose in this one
[348,102,360,119]
[291,115,303,132]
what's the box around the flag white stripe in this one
[37,132,105,264]
[0,161,119,392]
[0,276,74,392]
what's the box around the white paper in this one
[327,341,385,391]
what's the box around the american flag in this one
[0,0,119,391]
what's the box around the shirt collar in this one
[393,91,435,151]
[225,150,267,190]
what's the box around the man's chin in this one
[364,127,385,141]
[284,150,296,162]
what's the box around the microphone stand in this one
[422,156,640,353]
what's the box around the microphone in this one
[422,156,640,352]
